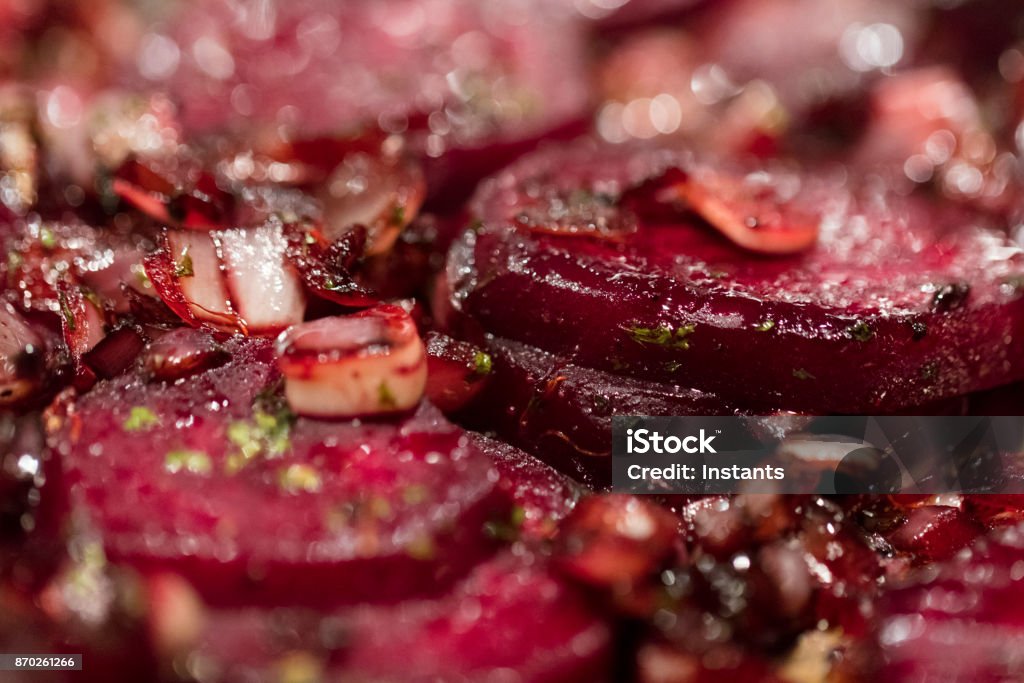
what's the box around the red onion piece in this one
[144,225,306,336]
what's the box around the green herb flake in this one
[627,323,697,350]
[164,449,212,476]
[58,291,76,332]
[39,226,56,250]
[6,250,22,274]
[792,368,816,381]
[389,204,406,227]
[123,406,159,432]
[484,505,526,542]
[846,320,874,342]
[174,246,194,278]
[472,350,493,377]
[378,381,397,409]
[754,320,775,332]
[279,464,322,494]
[225,407,294,471]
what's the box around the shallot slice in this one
[145,225,306,335]
[276,304,427,418]
[633,166,820,254]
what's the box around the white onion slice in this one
[277,305,427,418]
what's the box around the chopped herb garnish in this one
[472,350,493,377]
[225,407,294,472]
[174,246,194,278]
[58,291,76,332]
[278,464,322,494]
[378,381,397,409]
[846,320,874,342]
[627,323,697,350]
[754,320,775,332]
[484,505,526,542]
[6,250,22,274]
[123,406,159,432]
[39,226,56,250]
[389,204,406,227]
[165,449,212,475]
[793,368,816,381]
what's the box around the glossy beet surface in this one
[49,335,509,606]
[448,140,1024,413]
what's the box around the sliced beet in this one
[184,549,612,683]
[448,141,1024,413]
[49,335,508,606]
[154,0,589,204]
[870,523,1024,681]
[463,336,768,485]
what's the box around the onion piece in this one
[320,153,425,256]
[219,224,307,333]
[632,166,820,255]
[145,225,306,336]
[277,304,427,418]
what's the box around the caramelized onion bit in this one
[637,166,820,254]
[258,133,425,256]
[113,159,230,230]
[144,225,306,336]
[276,304,427,418]
[320,153,425,256]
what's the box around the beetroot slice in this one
[49,336,508,606]
[871,523,1024,681]
[450,141,1024,413]
[185,549,611,683]
[462,336,768,486]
